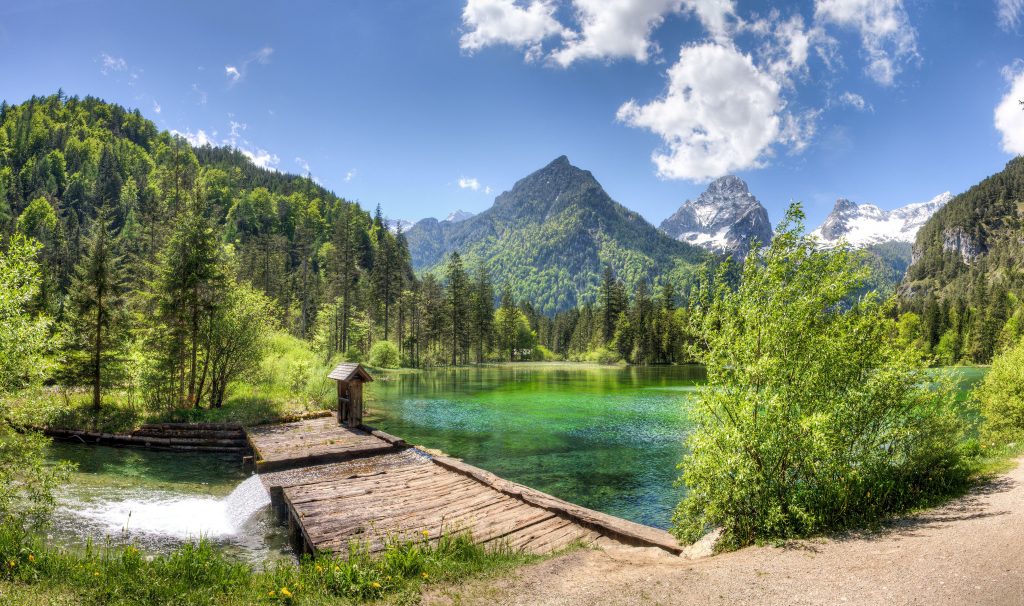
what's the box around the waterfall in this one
[73,475,271,540]
[224,475,272,524]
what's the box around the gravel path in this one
[424,458,1024,606]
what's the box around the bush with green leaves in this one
[368,340,401,369]
[974,338,1024,446]
[0,234,51,391]
[0,234,71,539]
[673,205,970,550]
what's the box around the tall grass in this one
[0,524,537,606]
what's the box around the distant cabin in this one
[328,362,374,427]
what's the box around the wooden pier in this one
[248,419,683,557]
[246,362,683,558]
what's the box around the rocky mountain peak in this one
[811,192,951,248]
[658,175,772,257]
[444,209,474,223]
[833,198,859,214]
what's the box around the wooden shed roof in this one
[327,362,374,383]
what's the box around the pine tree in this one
[61,206,127,409]
[496,285,519,362]
[469,264,495,363]
[147,203,224,407]
[445,252,470,365]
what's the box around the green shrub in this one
[975,338,1024,446]
[0,429,73,538]
[368,341,401,369]
[674,205,970,550]
[532,344,558,361]
[581,347,622,365]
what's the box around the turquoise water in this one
[364,363,989,530]
[364,364,706,529]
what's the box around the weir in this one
[244,362,684,558]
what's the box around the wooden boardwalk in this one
[246,416,403,471]
[248,419,683,557]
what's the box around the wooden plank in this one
[246,418,683,558]
[431,454,683,555]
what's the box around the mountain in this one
[899,157,1024,363]
[444,209,474,223]
[810,193,952,249]
[658,176,772,257]
[390,219,415,233]
[403,156,711,314]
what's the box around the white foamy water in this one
[70,475,270,539]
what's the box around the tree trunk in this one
[92,290,102,411]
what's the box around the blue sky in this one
[2,0,1023,229]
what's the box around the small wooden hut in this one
[328,362,374,427]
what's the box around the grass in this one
[2,331,340,433]
[0,526,541,606]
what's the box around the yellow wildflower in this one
[334,565,340,572]
[371,581,381,589]
[93,571,100,577]
[28,554,35,562]
[268,590,276,597]
[7,560,14,568]
[315,564,322,572]
[421,572,429,579]
[422,530,429,538]
[280,587,292,598]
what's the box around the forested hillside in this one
[404,156,711,314]
[0,93,426,407]
[900,156,1024,363]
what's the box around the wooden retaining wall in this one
[44,423,251,453]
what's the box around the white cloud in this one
[241,148,280,170]
[171,128,214,147]
[681,0,738,41]
[814,0,918,86]
[99,53,127,75]
[458,177,481,190]
[153,100,161,114]
[228,120,247,144]
[460,0,567,60]
[225,47,274,84]
[995,62,1024,155]
[549,0,685,67]
[838,91,871,111]
[295,156,311,174]
[485,185,493,194]
[755,13,814,84]
[998,0,1024,31]
[617,43,789,181]
[344,168,357,182]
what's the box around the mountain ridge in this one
[811,192,952,249]
[403,156,711,314]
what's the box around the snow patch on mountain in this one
[811,192,952,248]
[659,176,773,257]
[444,209,475,223]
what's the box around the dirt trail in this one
[425,458,1024,605]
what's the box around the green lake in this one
[363,363,705,529]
